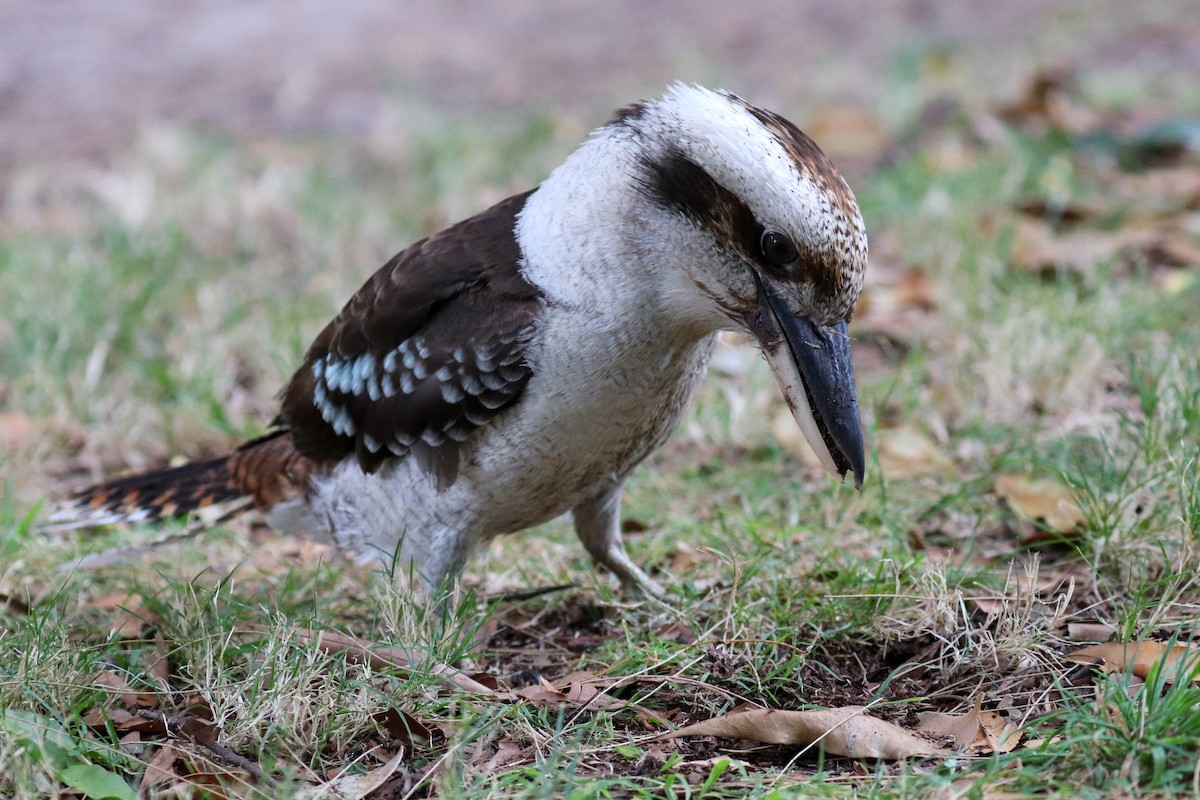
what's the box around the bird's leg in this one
[572,484,665,598]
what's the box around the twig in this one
[135,709,271,784]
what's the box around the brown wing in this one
[277,190,542,485]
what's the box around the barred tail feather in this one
[48,432,312,569]
[46,455,249,531]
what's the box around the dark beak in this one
[743,277,865,488]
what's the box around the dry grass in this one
[2,74,1200,798]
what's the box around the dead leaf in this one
[1110,165,1200,213]
[860,266,938,314]
[942,775,1029,800]
[996,68,1099,135]
[510,672,669,726]
[182,768,257,799]
[83,706,157,735]
[91,592,148,638]
[295,749,406,800]
[1016,196,1104,223]
[0,592,31,616]
[139,744,183,795]
[374,708,434,749]
[917,695,1022,755]
[514,676,584,709]
[978,711,1021,754]
[657,705,945,759]
[1068,622,1116,642]
[145,634,170,685]
[562,680,628,711]
[1024,734,1064,749]
[876,425,955,479]
[893,268,938,311]
[971,596,1009,617]
[250,535,334,572]
[1067,640,1200,684]
[1146,233,1200,270]
[179,716,219,748]
[1010,218,1155,278]
[917,695,984,750]
[483,739,526,773]
[995,474,1086,539]
[655,621,698,645]
[93,669,157,708]
[669,541,700,572]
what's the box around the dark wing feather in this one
[278,190,541,485]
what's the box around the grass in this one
[2,80,1200,797]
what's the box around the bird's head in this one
[612,85,869,487]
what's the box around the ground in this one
[2,1,1198,169]
[2,2,1200,798]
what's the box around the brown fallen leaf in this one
[1067,622,1116,642]
[1010,218,1155,278]
[513,675,630,716]
[971,596,1010,617]
[655,621,698,645]
[553,671,672,726]
[917,694,984,750]
[1110,165,1200,214]
[1148,232,1200,269]
[876,425,955,479]
[374,708,435,750]
[0,592,31,615]
[178,715,219,748]
[145,633,171,685]
[1016,195,1104,223]
[296,749,406,800]
[917,695,1022,755]
[139,744,184,796]
[945,775,1029,800]
[182,769,258,799]
[657,705,944,759]
[978,710,1022,755]
[83,706,166,736]
[668,541,708,574]
[893,268,938,311]
[91,591,160,639]
[93,669,157,708]
[483,739,527,773]
[994,474,1086,539]
[1067,640,1200,685]
[1024,734,1064,749]
[859,266,938,315]
[995,68,1099,135]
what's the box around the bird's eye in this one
[760,230,798,267]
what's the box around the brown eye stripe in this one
[637,148,841,300]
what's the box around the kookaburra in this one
[52,85,868,596]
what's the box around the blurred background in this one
[1,0,1196,172]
